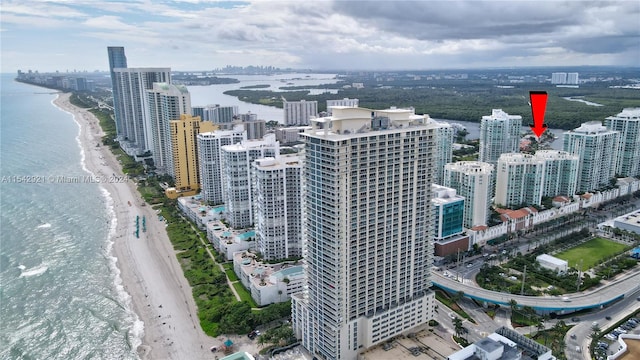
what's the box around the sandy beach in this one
[53,93,216,359]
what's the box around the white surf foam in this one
[100,186,144,353]
[36,223,52,229]
[53,94,145,355]
[19,263,48,278]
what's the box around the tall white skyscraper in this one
[433,121,454,186]
[326,98,359,115]
[479,109,522,165]
[147,83,191,176]
[113,67,171,154]
[551,72,567,84]
[221,135,280,229]
[283,98,318,125]
[253,155,303,261]
[533,150,579,198]
[107,47,127,137]
[197,125,247,205]
[243,119,266,140]
[604,108,640,177]
[443,161,494,228]
[292,107,437,360]
[193,104,238,123]
[237,112,258,122]
[563,121,620,192]
[566,72,579,85]
[495,153,545,208]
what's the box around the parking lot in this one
[360,326,460,360]
[595,317,640,360]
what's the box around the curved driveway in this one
[432,268,640,312]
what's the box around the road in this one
[565,287,640,360]
[432,266,640,312]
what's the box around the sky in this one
[1,0,639,73]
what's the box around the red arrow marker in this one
[529,91,548,138]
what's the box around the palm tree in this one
[554,320,566,332]
[257,334,266,348]
[536,319,545,337]
[558,340,567,359]
[453,317,464,339]
[509,299,518,312]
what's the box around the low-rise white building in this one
[207,221,256,260]
[447,327,555,360]
[233,251,305,306]
[613,209,640,235]
[536,254,568,274]
[177,195,225,230]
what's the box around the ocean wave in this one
[36,223,52,229]
[54,93,144,358]
[100,186,144,355]
[18,263,48,278]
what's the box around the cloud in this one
[1,0,638,72]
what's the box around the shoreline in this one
[52,93,214,359]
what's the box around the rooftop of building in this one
[254,155,302,170]
[178,195,225,216]
[445,161,494,173]
[498,153,542,163]
[580,193,593,199]
[616,177,640,186]
[497,207,538,221]
[432,184,465,204]
[221,134,278,151]
[552,196,571,203]
[614,209,640,227]
[534,150,577,160]
[482,109,522,121]
[197,124,246,138]
[470,225,489,231]
[536,254,568,266]
[304,106,438,139]
[568,121,618,135]
[234,251,304,287]
[435,233,469,244]
[219,351,255,360]
[207,221,255,242]
[608,107,640,120]
[448,327,555,360]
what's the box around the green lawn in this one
[233,282,259,308]
[555,237,628,270]
[223,263,239,282]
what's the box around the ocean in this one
[0,75,142,359]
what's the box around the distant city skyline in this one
[2,1,639,73]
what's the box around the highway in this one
[432,267,640,312]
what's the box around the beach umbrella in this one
[224,339,233,347]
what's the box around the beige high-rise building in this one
[167,115,216,198]
[147,83,191,177]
